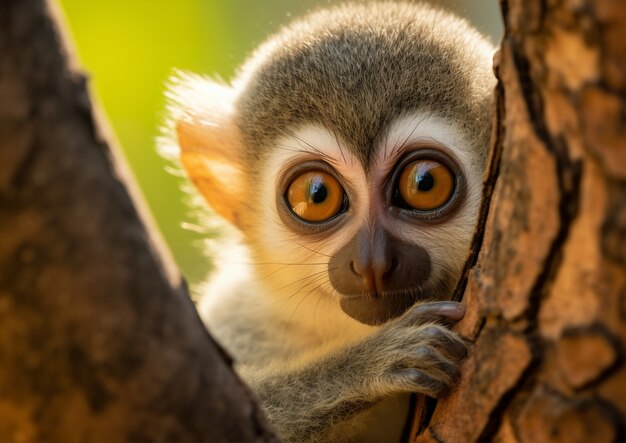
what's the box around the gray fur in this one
[234,2,494,169]
[241,305,467,442]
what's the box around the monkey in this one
[164,2,495,442]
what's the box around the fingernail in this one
[444,302,465,320]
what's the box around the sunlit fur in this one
[166,2,495,442]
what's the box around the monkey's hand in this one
[359,300,467,399]
[240,301,467,443]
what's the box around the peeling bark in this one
[411,0,626,441]
[0,1,278,442]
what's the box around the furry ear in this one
[169,74,246,228]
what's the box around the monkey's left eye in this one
[396,159,455,211]
[286,171,346,222]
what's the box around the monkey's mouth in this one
[339,288,430,326]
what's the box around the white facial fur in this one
[241,111,483,340]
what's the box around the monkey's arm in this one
[239,301,467,443]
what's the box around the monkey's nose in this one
[350,257,398,294]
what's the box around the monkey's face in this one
[172,3,495,327]
[244,113,484,326]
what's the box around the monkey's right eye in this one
[396,159,455,211]
[286,171,346,222]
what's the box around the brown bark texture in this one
[411,0,626,442]
[0,1,278,442]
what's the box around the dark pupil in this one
[416,171,434,192]
[308,179,328,204]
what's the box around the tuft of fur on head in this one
[233,2,495,166]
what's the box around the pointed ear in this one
[171,76,246,228]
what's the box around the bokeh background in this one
[58,0,503,289]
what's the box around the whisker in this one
[286,236,333,258]
[388,114,428,161]
[331,127,348,164]
[275,273,327,314]
[221,260,328,266]
[278,127,340,166]
[287,279,329,327]
[270,270,329,294]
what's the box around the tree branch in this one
[0,1,278,441]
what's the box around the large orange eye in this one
[397,160,455,211]
[286,171,345,222]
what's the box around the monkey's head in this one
[171,3,495,326]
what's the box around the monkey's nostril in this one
[349,261,359,276]
[388,257,399,274]
[381,258,398,282]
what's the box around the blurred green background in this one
[58,0,502,289]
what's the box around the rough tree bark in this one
[411,0,626,441]
[1,0,624,442]
[0,1,278,442]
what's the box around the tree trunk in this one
[2,0,625,442]
[411,0,626,441]
[0,1,278,442]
